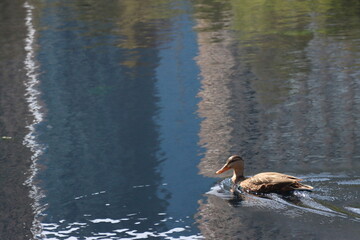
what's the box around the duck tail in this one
[294,183,314,191]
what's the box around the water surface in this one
[0,0,360,239]
[0,1,35,239]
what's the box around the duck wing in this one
[240,172,313,193]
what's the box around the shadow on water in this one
[0,0,35,239]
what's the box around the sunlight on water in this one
[23,1,46,237]
[36,186,204,239]
[39,218,204,239]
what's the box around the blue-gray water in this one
[0,0,360,239]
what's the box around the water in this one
[0,0,360,239]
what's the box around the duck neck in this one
[232,168,245,184]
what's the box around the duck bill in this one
[216,165,231,174]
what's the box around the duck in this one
[216,155,313,194]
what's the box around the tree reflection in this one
[194,0,360,239]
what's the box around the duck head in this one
[216,155,245,183]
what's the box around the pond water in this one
[0,0,360,239]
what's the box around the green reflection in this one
[193,0,360,107]
[72,0,178,50]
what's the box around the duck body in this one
[216,155,313,194]
[239,172,313,194]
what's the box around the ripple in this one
[337,179,360,185]
[39,222,203,240]
[209,174,360,221]
[90,218,123,224]
[344,207,360,215]
[37,212,203,239]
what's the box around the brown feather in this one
[240,172,313,193]
[216,156,314,194]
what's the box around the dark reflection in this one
[324,0,360,36]
[192,0,232,36]
[0,1,35,239]
[33,0,176,238]
[194,0,360,239]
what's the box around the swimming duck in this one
[216,155,313,194]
